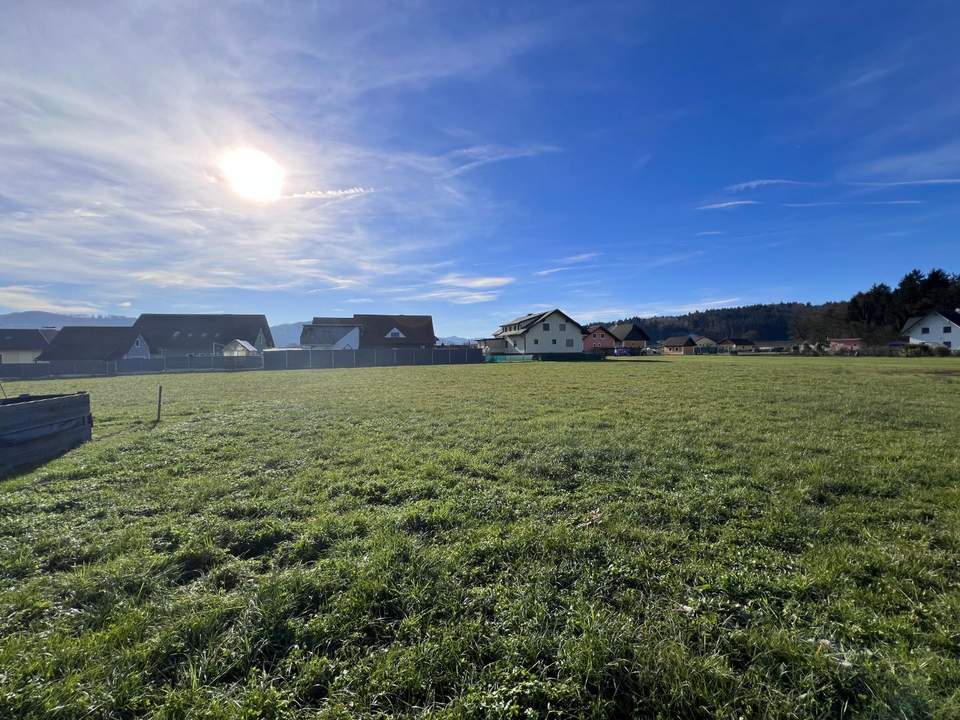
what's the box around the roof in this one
[661,335,696,347]
[300,324,358,346]
[0,329,52,351]
[495,309,583,337]
[133,314,274,355]
[353,314,436,346]
[900,308,960,334]
[584,324,616,337]
[37,326,143,361]
[718,337,754,345]
[607,322,651,343]
[301,314,436,347]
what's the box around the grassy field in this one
[1,356,959,719]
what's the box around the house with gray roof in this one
[900,308,960,349]
[36,326,149,362]
[0,328,58,364]
[607,322,651,350]
[133,314,273,356]
[299,314,436,350]
[477,309,584,354]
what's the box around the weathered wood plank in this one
[0,424,92,476]
[0,394,90,435]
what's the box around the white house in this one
[477,309,584,354]
[900,308,960,349]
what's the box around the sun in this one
[217,146,285,203]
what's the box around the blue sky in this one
[1,1,958,337]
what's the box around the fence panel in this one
[2,345,484,381]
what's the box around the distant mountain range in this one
[0,311,136,328]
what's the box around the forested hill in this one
[612,269,960,343]
[620,303,807,343]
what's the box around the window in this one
[135,338,141,347]
[921,327,930,334]
[533,338,539,345]
[552,338,557,345]
[944,326,952,334]
[559,323,566,331]
[944,341,952,348]
[543,322,550,331]
[565,338,574,347]
[389,330,401,337]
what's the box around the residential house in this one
[36,327,150,362]
[607,322,651,350]
[660,335,697,355]
[582,324,617,354]
[223,339,259,356]
[692,335,717,348]
[827,338,863,352]
[477,309,584,354]
[0,328,58,364]
[133,314,274,356]
[300,318,361,350]
[299,314,436,350]
[900,308,960,349]
[717,338,755,353]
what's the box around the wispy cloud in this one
[434,274,514,289]
[697,200,762,210]
[644,251,706,268]
[560,252,600,263]
[725,179,816,192]
[534,267,576,276]
[0,285,100,314]
[694,231,726,236]
[440,144,560,179]
[288,187,375,200]
[402,288,499,304]
[0,3,560,305]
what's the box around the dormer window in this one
[386,327,406,338]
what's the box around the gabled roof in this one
[584,324,616,337]
[607,322,650,342]
[301,314,435,347]
[133,314,274,355]
[661,335,696,347]
[352,314,436,346]
[0,329,52,351]
[901,308,960,334]
[718,337,754,345]
[300,324,358,346]
[495,309,583,336]
[37,326,143,361]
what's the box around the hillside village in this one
[2,303,959,376]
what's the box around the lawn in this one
[1,356,959,719]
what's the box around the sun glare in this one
[217,146,285,203]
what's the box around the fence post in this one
[353,350,357,368]
[309,348,312,369]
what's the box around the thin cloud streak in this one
[697,200,762,210]
[725,179,817,192]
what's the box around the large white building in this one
[477,309,584,354]
[900,308,960,350]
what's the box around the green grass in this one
[1,356,959,719]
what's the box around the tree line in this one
[613,269,959,343]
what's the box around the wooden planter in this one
[0,393,93,478]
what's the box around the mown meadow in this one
[1,356,959,718]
